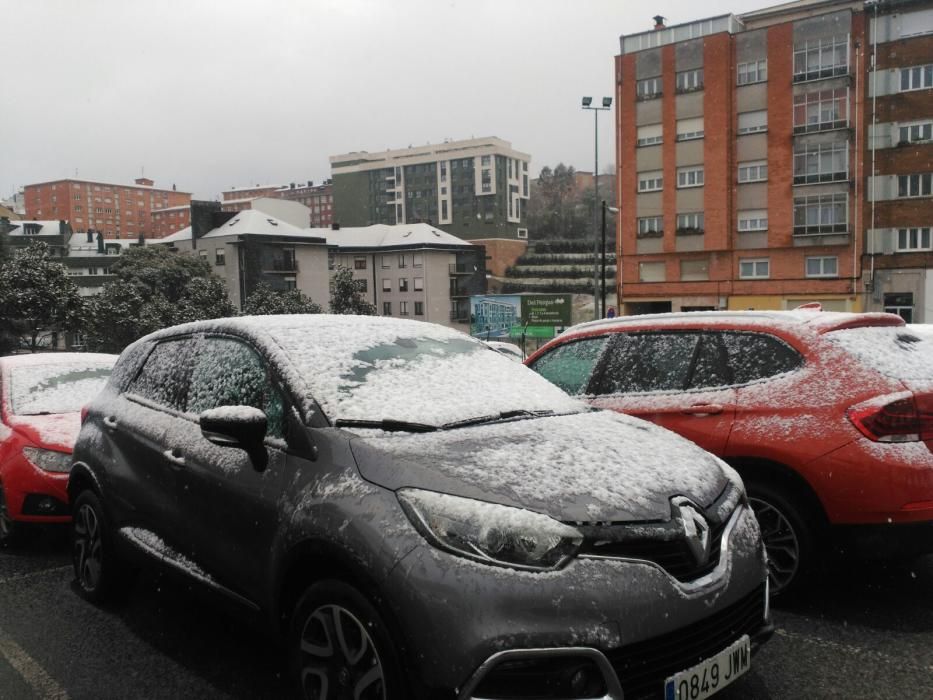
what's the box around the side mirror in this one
[199,406,268,471]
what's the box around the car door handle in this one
[103,415,118,430]
[163,449,186,467]
[682,404,723,415]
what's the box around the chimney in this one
[86,229,93,243]
[96,231,105,255]
[135,177,154,187]
[309,180,314,187]
[190,200,223,248]
[653,15,666,29]
[331,222,340,231]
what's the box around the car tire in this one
[71,490,133,604]
[289,579,405,700]
[0,483,20,547]
[746,480,818,601]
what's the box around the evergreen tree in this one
[242,282,323,315]
[329,266,376,315]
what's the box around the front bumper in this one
[0,453,71,523]
[383,504,769,699]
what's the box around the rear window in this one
[826,327,933,380]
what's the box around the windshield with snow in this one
[826,326,933,381]
[257,316,583,427]
[9,362,114,415]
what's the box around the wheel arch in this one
[726,456,830,529]
[67,462,103,503]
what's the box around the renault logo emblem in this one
[672,498,711,565]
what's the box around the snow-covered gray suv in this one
[69,315,772,699]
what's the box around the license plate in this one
[664,634,750,700]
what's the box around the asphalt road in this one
[1,529,932,699]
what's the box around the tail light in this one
[847,394,933,442]
[80,405,89,424]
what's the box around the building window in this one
[677,166,704,188]
[793,193,848,234]
[382,278,392,292]
[677,212,705,233]
[793,142,848,184]
[676,68,704,93]
[414,277,424,291]
[676,117,704,141]
[215,248,225,266]
[680,258,710,281]
[900,121,933,145]
[738,160,768,183]
[737,110,768,135]
[382,302,392,316]
[381,255,391,268]
[739,258,770,279]
[399,301,409,316]
[737,59,767,85]
[637,216,664,237]
[398,254,407,268]
[793,89,848,133]
[738,210,768,232]
[885,294,915,322]
[900,64,933,92]
[805,256,838,278]
[636,76,662,99]
[415,301,424,316]
[898,173,933,198]
[897,227,932,251]
[413,253,423,267]
[357,278,368,293]
[517,228,528,239]
[354,256,367,270]
[399,278,408,292]
[793,35,849,82]
[636,123,663,147]
[198,249,207,259]
[638,261,666,282]
[637,171,663,193]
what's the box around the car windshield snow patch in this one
[9,362,115,415]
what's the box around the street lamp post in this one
[582,96,612,319]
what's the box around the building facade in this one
[23,177,190,239]
[863,0,933,321]
[616,1,871,315]
[277,181,334,228]
[150,205,192,238]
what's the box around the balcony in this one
[793,223,848,236]
[793,171,849,186]
[268,259,298,273]
[449,263,474,274]
[792,65,849,83]
[450,310,470,322]
[793,120,848,135]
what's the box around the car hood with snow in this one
[349,410,732,523]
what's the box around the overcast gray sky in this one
[3,0,769,200]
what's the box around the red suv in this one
[526,309,933,597]
[0,353,116,544]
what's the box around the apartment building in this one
[330,137,530,276]
[219,184,283,213]
[220,181,334,228]
[23,177,191,239]
[616,0,868,314]
[863,0,933,321]
[150,205,191,238]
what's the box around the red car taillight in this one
[847,395,933,442]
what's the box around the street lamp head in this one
[602,97,613,108]
[581,96,593,107]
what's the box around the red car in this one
[0,353,116,544]
[527,309,933,597]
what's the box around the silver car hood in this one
[348,411,729,522]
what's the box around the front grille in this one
[578,520,726,581]
[605,584,766,700]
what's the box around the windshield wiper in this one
[441,409,556,430]
[334,418,438,433]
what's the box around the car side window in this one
[187,337,286,439]
[722,332,803,384]
[127,340,193,411]
[687,334,734,390]
[595,332,700,394]
[529,336,610,395]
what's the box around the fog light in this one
[37,497,57,513]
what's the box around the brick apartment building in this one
[863,0,933,321]
[616,0,877,315]
[24,177,191,239]
[151,205,192,238]
[219,181,334,228]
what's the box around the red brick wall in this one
[703,33,733,253]
[662,45,678,256]
[617,53,638,293]
[767,23,795,249]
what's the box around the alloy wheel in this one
[73,502,103,592]
[0,484,13,543]
[749,496,800,595]
[298,604,386,700]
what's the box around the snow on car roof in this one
[139,315,582,426]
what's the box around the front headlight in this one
[22,446,73,473]
[398,488,583,571]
